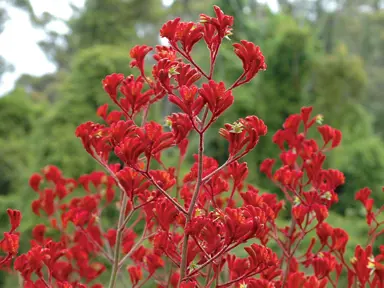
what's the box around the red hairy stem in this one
[178,132,205,286]
[108,194,130,288]
[281,218,297,287]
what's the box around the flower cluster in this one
[1,5,383,288]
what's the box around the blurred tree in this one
[30,45,131,177]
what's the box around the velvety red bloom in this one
[331,228,349,253]
[175,63,201,87]
[145,253,164,274]
[102,73,124,99]
[244,243,279,273]
[233,40,266,84]
[122,229,137,254]
[176,22,204,54]
[119,76,152,117]
[219,115,267,157]
[160,17,181,43]
[317,125,342,149]
[355,187,372,204]
[169,85,205,117]
[1,233,19,255]
[155,197,179,231]
[29,173,43,192]
[115,121,174,166]
[355,188,376,224]
[36,188,55,217]
[312,252,336,279]
[273,166,303,190]
[107,120,136,147]
[75,122,110,162]
[96,103,108,120]
[200,6,234,39]
[287,272,328,288]
[153,45,177,62]
[224,205,267,244]
[199,80,234,121]
[227,161,248,192]
[152,57,178,93]
[166,113,193,143]
[130,45,153,74]
[150,169,176,191]
[350,245,373,287]
[240,187,283,221]
[186,215,225,254]
[260,158,275,178]
[32,224,46,244]
[7,209,21,233]
[316,222,333,246]
[116,167,150,199]
[127,266,142,285]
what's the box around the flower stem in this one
[108,193,130,288]
[281,218,296,287]
[178,132,204,287]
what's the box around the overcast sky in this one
[0,0,277,96]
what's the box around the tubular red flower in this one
[129,45,153,74]
[200,6,234,39]
[127,266,142,286]
[233,40,267,84]
[199,80,234,121]
[102,73,124,99]
[166,113,193,144]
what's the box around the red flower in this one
[130,45,153,74]
[224,205,267,244]
[122,229,137,254]
[219,116,267,158]
[166,113,193,144]
[119,76,152,117]
[316,222,333,246]
[331,228,349,253]
[160,18,181,43]
[75,122,111,162]
[102,73,124,99]
[1,233,19,255]
[244,243,279,273]
[233,40,267,84]
[32,224,46,244]
[174,63,201,87]
[169,85,205,117]
[115,122,174,166]
[29,173,43,192]
[116,167,150,199]
[312,252,336,279]
[145,253,164,274]
[96,103,108,120]
[355,187,372,204]
[200,6,234,39]
[260,159,275,179]
[152,58,178,92]
[153,45,177,62]
[317,125,342,149]
[199,80,234,121]
[227,161,248,191]
[7,209,21,233]
[149,170,176,191]
[127,266,142,285]
[176,22,204,54]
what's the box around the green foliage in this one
[0,88,44,195]
[30,45,132,178]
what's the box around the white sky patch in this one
[0,0,84,95]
